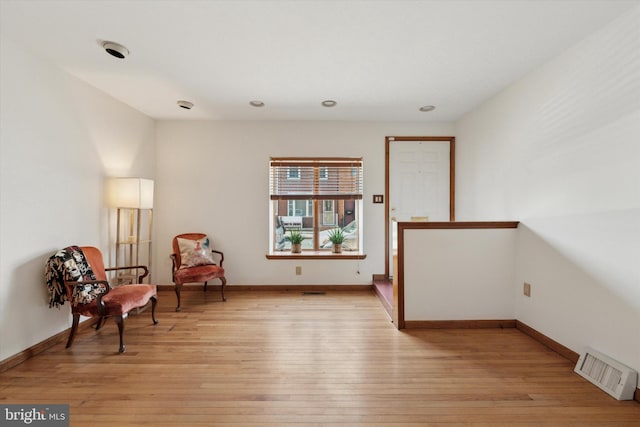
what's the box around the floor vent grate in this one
[574,347,638,400]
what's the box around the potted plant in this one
[286,230,305,253]
[327,228,345,254]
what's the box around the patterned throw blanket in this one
[45,246,106,308]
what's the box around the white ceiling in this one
[1,0,637,121]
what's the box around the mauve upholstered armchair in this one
[64,246,158,353]
[171,233,226,312]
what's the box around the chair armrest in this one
[105,265,149,284]
[212,250,224,267]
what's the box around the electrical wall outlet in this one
[523,282,531,297]
[295,266,302,276]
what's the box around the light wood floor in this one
[1,289,638,426]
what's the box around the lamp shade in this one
[110,178,154,209]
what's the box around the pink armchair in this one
[171,233,227,311]
[62,246,158,353]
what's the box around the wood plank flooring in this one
[1,289,638,426]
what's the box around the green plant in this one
[327,228,345,244]
[286,230,305,244]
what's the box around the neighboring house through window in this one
[287,166,300,180]
[270,157,363,252]
[319,167,329,180]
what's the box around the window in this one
[319,167,329,180]
[287,200,313,217]
[270,157,363,253]
[287,167,300,180]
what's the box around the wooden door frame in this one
[383,136,456,279]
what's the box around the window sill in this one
[266,251,366,260]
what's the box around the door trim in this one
[384,136,455,279]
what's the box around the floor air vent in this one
[574,347,638,400]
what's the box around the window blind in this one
[270,158,363,200]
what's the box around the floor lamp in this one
[110,178,154,283]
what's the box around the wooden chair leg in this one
[174,284,182,312]
[114,315,125,353]
[220,277,227,301]
[150,296,159,325]
[95,316,106,330]
[66,314,80,349]
[203,281,208,293]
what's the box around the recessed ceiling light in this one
[321,100,337,107]
[419,105,436,112]
[101,41,129,59]
[177,100,194,110]
[249,100,265,107]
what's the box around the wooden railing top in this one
[397,221,519,229]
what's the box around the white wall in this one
[455,8,640,374]
[0,36,156,361]
[154,121,453,286]
[404,228,517,320]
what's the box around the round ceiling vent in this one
[101,41,129,59]
[177,100,194,110]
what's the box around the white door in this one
[389,141,450,275]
